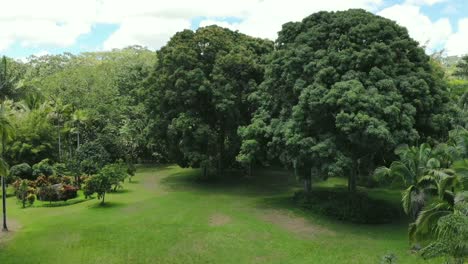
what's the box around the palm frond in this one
[0,157,8,176]
[426,158,440,170]
[389,161,414,185]
[373,166,391,181]
[413,201,452,240]
[418,175,438,189]
[438,175,462,200]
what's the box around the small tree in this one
[16,180,29,208]
[84,172,112,205]
[126,161,136,183]
[101,162,128,192]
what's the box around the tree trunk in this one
[68,134,73,157]
[2,176,7,231]
[101,192,105,205]
[58,124,62,162]
[1,138,7,232]
[293,159,298,178]
[217,126,225,177]
[348,166,357,193]
[303,168,312,193]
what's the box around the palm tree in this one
[0,103,13,232]
[49,99,71,162]
[0,56,17,100]
[374,143,449,220]
[408,169,464,241]
[71,109,88,149]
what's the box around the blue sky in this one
[1,0,467,59]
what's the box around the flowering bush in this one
[61,176,73,185]
[35,175,49,187]
[37,185,59,202]
[59,185,78,201]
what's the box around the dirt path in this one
[258,209,335,239]
[0,219,21,245]
[209,213,232,227]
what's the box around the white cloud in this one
[103,17,190,50]
[404,0,447,5]
[200,0,382,40]
[445,19,468,56]
[0,0,96,51]
[378,4,452,52]
[0,0,467,56]
[33,50,50,57]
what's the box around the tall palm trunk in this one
[58,124,62,162]
[1,137,7,231]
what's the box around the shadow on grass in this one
[127,180,140,184]
[158,165,407,226]
[256,186,406,225]
[38,198,90,208]
[136,164,174,172]
[159,167,299,197]
[87,201,126,209]
[111,188,132,194]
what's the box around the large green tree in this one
[239,9,453,192]
[454,55,468,79]
[146,26,273,175]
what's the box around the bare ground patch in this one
[258,210,335,239]
[143,174,159,190]
[0,219,21,245]
[209,213,232,227]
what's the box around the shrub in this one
[127,162,136,182]
[35,175,49,187]
[9,163,33,180]
[59,185,78,201]
[27,193,36,206]
[293,190,402,224]
[37,185,59,202]
[32,159,54,178]
[16,180,29,208]
[82,177,96,198]
[381,253,398,264]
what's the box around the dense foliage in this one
[238,9,454,193]
[145,26,273,176]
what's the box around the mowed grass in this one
[0,165,438,264]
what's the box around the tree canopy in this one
[238,9,453,191]
[145,25,273,175]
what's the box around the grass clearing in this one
[0,165,439,263]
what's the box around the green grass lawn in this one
[0,165,438,263]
